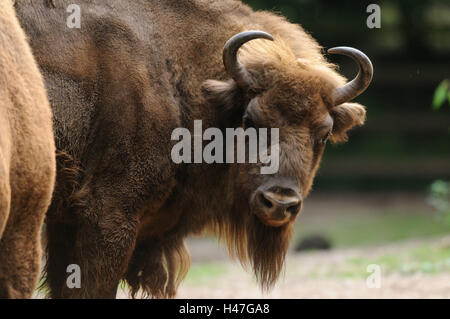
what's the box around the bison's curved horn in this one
[328,47,373,106]
[223,30,274,88]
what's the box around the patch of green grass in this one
[184,262,228,285]
[296,211,450,248]
[35,263,229,295]
[309,243,450,279]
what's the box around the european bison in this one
[16,0,372,298]
[0,0,56,298]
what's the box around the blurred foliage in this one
[433,80,450,110]
[244,0,450,56]
[428,180,450,226]
[428,81,449,225]
[244,0,450,192]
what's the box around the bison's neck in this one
[136,162,245,239]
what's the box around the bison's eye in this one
[315,115,334,146]
[320,131,332,144]
[243,114,256,129]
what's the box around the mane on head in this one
[238,36,346,94]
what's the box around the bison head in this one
[202,31,373,288]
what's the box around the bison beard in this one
[124,207,292,298]
[213,203,294,292]
[246,215,294,290]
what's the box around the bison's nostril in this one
[259,193,273,209]
[287,203,301,215]
[253,186,302,226]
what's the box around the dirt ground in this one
[182,239,450,299]
[113,236,450,299]
[118,193,450,299]
[34,192,450,299]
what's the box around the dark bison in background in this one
[0,0,56,298]
[16,0,372,298]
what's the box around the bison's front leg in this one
[75,208,137,298]
[45,126,176,298]
[47,199,138,299]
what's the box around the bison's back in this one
[0,0,56,298]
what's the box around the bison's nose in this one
[254,187,302,226]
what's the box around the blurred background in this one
[172,0,450,299]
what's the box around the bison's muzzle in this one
[251,181,302,227]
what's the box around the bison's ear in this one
[202,79,248,126]
[201,79,239,105]
[330,102,366,143]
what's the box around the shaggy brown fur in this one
[15,0,368,298]
[0,0,56,299]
